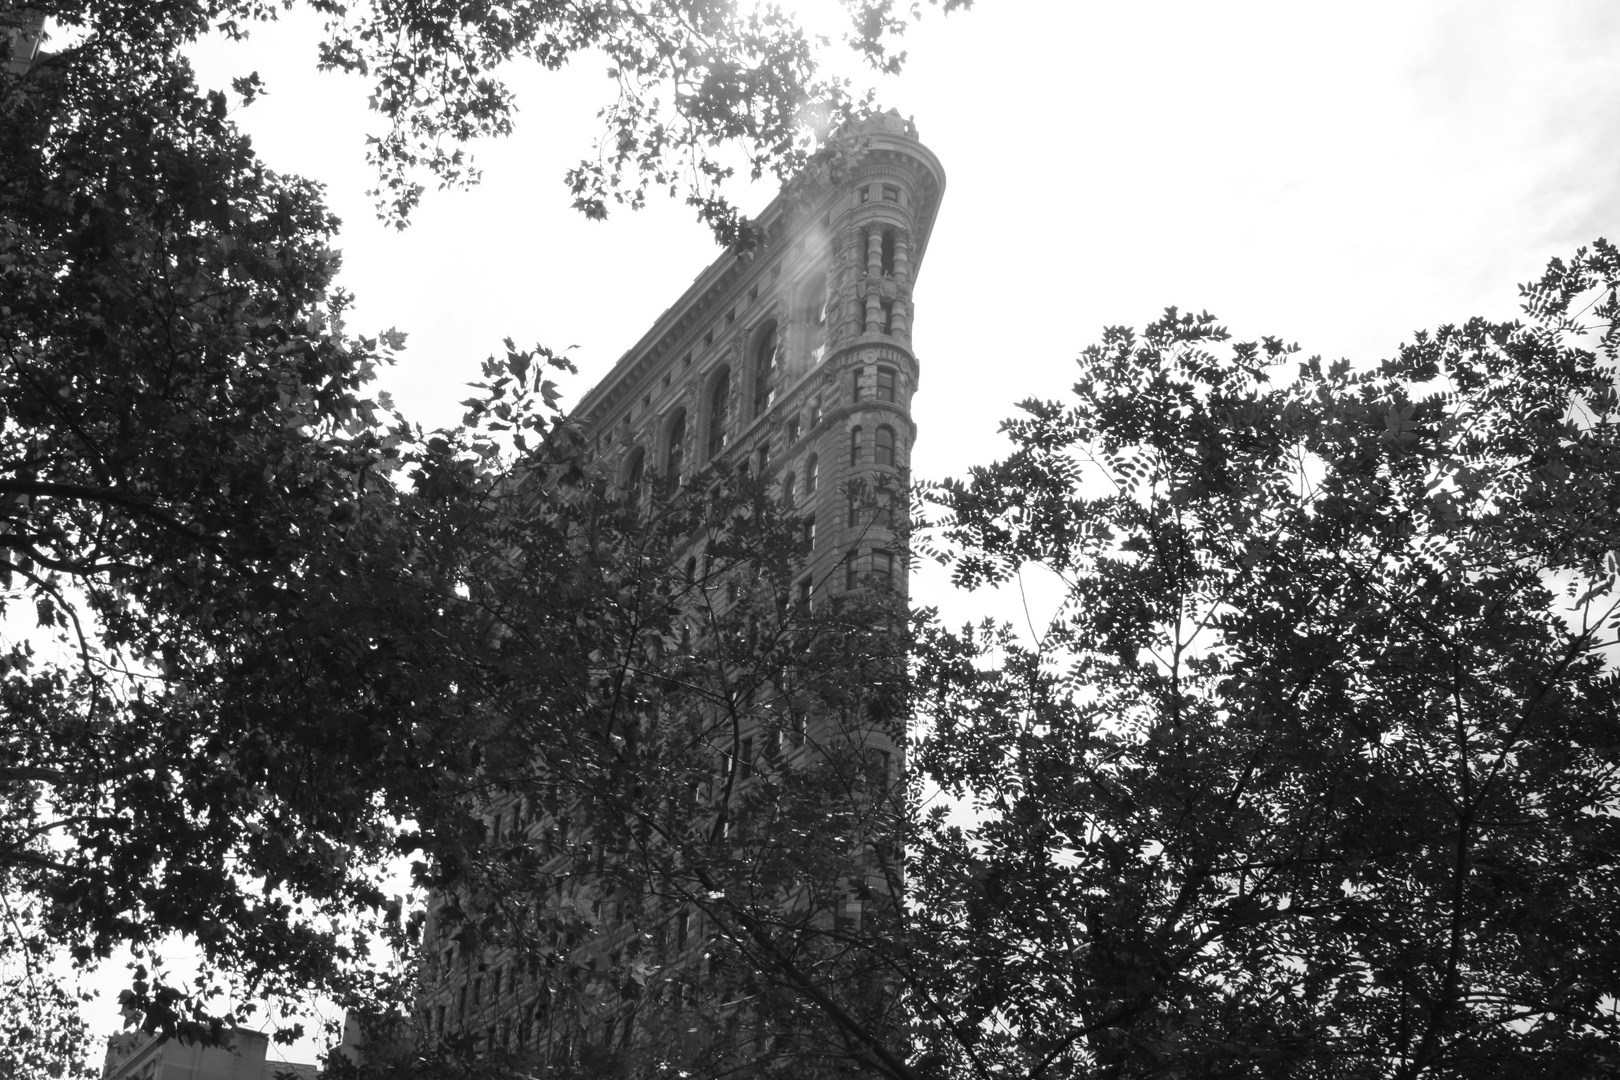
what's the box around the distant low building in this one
[101,1029,317,1080]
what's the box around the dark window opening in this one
[876,366,896,402]
[850,426,863,464]
[625,449,645,512]
[875,425,896,468]
[880,229,896,275]
[665,411,686,494]
[806,272,829,326]
[754,322,778,416]
[805,454,818,492]
[707,369,731,460]
[880,300,895,335]
[882,184,900,203]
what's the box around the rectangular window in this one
[872,549,894,587]
[848,494,860,527]
[787,416,801,444]
[880,300,895,335]
[791,710,806,748]
[810,398,823,427]
[852,367,863,401]
[882,184,900,203]
[739,737,754,781]
[748,285,758,303]
[859,186,871,203]
[796,576,812,612]
[846,551,860,591]
[802,515,816,550]
[876,367,896,402]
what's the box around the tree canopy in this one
[909,241,1620,1078]
[1,4,936,1070]
[10,5,1620,1080]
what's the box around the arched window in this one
[875,425,896,468]
[880,229,895,276]
[753,322,778,417]
[665,410,686,494]
[623,447,645,512]
[849,426,863,464]
[805,454,818,493]
[707,367,731,460]
[782,472,797,509]
[876,367,896,402]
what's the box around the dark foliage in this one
[910,242,1620,1078]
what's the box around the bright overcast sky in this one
[83,0,1620,1064]
[183,0,1620,632]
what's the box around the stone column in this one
[893,231,911,285]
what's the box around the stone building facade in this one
[577,110,944,604]
[411,111,943,1073]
